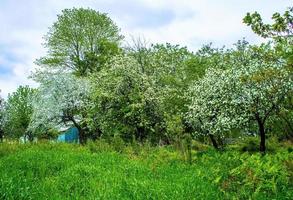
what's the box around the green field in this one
[0,142,292,200]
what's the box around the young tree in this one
[29,70,91,144]
[37,8,123,76]
[4,86,35,141]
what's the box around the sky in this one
[0,0,292,98]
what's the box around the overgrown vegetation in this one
[0,5,292,200]
[0,142,292,199]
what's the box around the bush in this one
[111,135,125,153]
[238,136,284,153]
[191,140,209,151]
[239,136,260,152]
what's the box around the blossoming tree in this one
[187,44,292,152]
[30,70,91,144]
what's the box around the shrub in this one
[111,135,125,153]
[239,136,260,152]
[239,136,284,153]
[191,140,209,151]
[224,152,292,199]
[86,139,112,153]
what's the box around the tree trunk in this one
[27,132,34,142]
[217,136,224,147]
[78,128,87,145]
[257,118,266,153]
[73,123,86,144]
[70,118,86,145]
[0,129,3,142]
[209,134,218,149]
[136,127,144,142]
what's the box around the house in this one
[57,127,79,143]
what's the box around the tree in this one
[187,43,292,152]
[90,55,165,143]
[186,40,249,148]
[127,42,202,141]
[4,86,35,141]
[29,70,91,144]
[37,8,123,76]
[186,68,241,149]
[243,7,292,72]
[236,44,292,152]
[244,7,293,141]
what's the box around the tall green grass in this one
[0,142,292,199]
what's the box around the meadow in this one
[0,140,292,200]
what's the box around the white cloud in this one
[124,0,292,49]
[0,0,292,98]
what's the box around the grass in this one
[0,141,292,200]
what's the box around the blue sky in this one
[0,0,292,98]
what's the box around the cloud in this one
[0,0,292,98]
[124,0,292,49]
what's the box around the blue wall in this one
[57,127,79,143]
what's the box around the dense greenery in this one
[37,8,123,76]
[0,7,292,150]
[0,142,292,199]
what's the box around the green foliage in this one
[243,7,293,39]
[37,8,123,76]
[3,86,35,140]
[111,134,126,153]
[0,142,24,158]
[239,136,260,152]
[2,7,293,200]
[127,42,201,140]
[187,42,293,152]
[225,153,291,199]
[243,8,293,150]
[233,136,287,154]
[195,149,292,199]
[90,55,165,143]
[173,134,193,164]
[191,140,209,151]
[22,6,292,153]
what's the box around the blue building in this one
[57,127,79,143]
